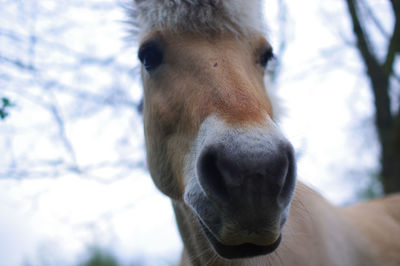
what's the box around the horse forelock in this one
[128,0,266,37]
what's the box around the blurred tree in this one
[77,247,148,266]
[344,0,400,194]
[0,1,146,262]
[78,248,120,266]
[0,1,143,180]
[0,97,13,120]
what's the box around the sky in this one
[0,0,394,265]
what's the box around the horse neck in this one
[172,182,376,266]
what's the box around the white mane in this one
[129,0,265,37]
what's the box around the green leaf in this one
[0,110,8,119]
[2,97,10,106]
[0,97,14,120]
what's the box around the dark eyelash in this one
[138,41,164,72]
[260,48,274,68]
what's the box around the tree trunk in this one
[345,0,400,194]
[381,115,400,194]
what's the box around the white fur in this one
[129,0,265,37]
[184,114,286,186]
[182,114,291,245]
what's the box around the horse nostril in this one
[197,148,230,203]
[197,140,296,209]
[277,146,296,207]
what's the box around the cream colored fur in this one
[175,183,400,265]
[130,1,400,265]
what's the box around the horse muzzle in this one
[184,115,296,259]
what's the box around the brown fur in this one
[175,183,400,265]
[139,29,400,265]
[141,30,273,199]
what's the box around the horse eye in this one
[138,41,163,72]
[259,48,274,68]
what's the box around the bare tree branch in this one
[346,0,379,72]
[0,0,143,183]
[0,55,35,71]
[382,3,400,76]
[358,0,390,38]
[345,0,393,130]
[344,0,400,193]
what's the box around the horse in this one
[129,0,400,265]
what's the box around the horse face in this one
[139,30,296,258]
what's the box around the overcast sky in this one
[0,0,394,265]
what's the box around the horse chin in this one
[198,219,282,259]
[184,177,286,259]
